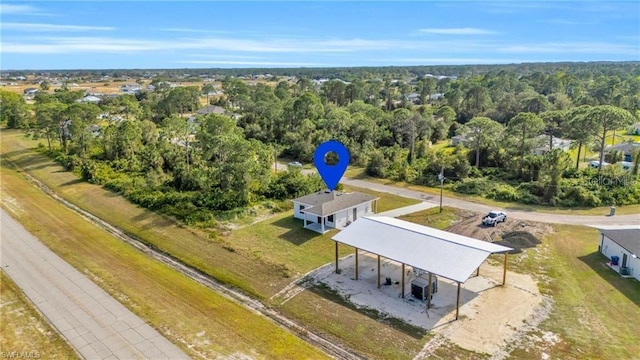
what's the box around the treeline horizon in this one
[4,61,640,79]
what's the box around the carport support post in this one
[334,241,339,273]
[377,255,381,288]
[476,267,480,277]
[455,282,461,320]
[502,252,508,285]
[355,248,359,280]
[401,263,405,298]
[427,272,432,309]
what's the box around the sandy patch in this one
[307,252,544,356]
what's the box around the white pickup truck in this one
[482,211,507,226]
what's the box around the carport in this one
[332,216,513,320]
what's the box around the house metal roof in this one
[293,191,378,217]
[332,216,513,283]
[600,228,640,256]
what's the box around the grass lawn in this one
[398,206,465,230]
[0,271,79,359]
[0,157,327,359]
[508,225,640,359]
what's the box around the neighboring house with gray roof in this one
[292,190,379,233]
[604,142,640,162]
[599,227,640,281]
[196,105,226,115]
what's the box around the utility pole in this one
[438,166,445,213]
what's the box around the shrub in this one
[452,178,493,195]
[486,184,521,202]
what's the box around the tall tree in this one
[0,90,29,128]
[462,116,504,168]
[576,105,635,172]
[541,148,571,201]
[505,112,545,157]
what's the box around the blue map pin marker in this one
[314,140,349,191]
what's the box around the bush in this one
[486,184,521,202]
[366,151,388,177]
[452,178,493,195]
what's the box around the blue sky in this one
[1,1,638,70]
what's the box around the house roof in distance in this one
[600,228,640,256]
[293,190,378,217]
[332,216,513,283]
[196,105,226,115]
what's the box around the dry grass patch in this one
[0,271,79,359]
[0,161,328,359]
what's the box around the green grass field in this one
[510,225,640,359]
[3,129,640,359]
[0,154,327,359]
[398,206,465,229]
[0,271,79,359]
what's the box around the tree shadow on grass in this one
[578,251,640,307]
[271,217,322,245]
[307,283,428,339]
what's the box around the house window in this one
[300,205,305,211]
[328,215,334,223]
[317,216,321,223]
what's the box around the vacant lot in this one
[0,271,79,359]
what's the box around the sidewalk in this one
[1,209,190,360]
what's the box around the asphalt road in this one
[0,209,190,360]
[276,162,639,226]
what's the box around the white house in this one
[599,228,640,282]
[292,190,379,233]
[533,135,572,156]
[450,134,468,146]
[76,95,102,104]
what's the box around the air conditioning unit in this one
[411,276,438,301]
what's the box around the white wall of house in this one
[334,202,374,230]
[293,202,307,220]
[600,235,640,282]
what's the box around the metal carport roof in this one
[332,216,513,283]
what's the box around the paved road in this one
[0,209,190,360]
[276,162,638,225]
[342,178,639,226]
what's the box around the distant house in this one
[120,83,141,94]
[450,134,468,146]
[599,228,640,282]
[196,105,226,115]
[533,135,572,156]
[605,142,640,162]
[76,95,102,104]
[292,190,379,233]
[628,123,640,136]
[23,88,38,96]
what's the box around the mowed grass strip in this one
[0,130,422,298]
[510,225,640,359]
[0,164,328,359]
[0,271,79,359]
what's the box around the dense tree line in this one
[2,62,640,224]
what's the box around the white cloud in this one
[375,57,525,65]
[2,22,114,32]
[499,42,639,55]
[178,60,326,67]
[0,36,465,54]
[418,28,498,35]
[0,4,46,15]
